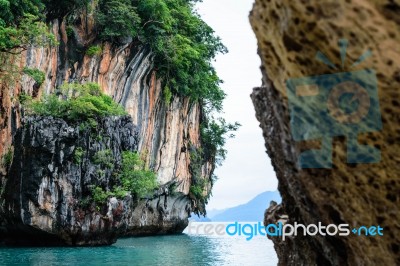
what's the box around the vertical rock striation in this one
[250,0,400,265]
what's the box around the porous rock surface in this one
[250,0,400,265]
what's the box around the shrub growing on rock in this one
[92,151,158,205]
[25,82,127,121]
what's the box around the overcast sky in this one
[196,0,279,210]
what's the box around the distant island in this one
[190,191,281,222]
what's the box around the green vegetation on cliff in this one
[96,0,141,41]
[0,1,58,53]
[1,148,13,169]
[188,117,240,215]
[92,151,158,204]
[21,79,157,206]
[22,67,45,86]
[0,1,56,83]
[119,151,158,199]
[85,45,102,57]
[201,118,240,165]
[188,144,209,214]
[25,82,126,120]
[95,0,227,112]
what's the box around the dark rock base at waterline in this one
[0,221,189,246]
[0,116,192,246]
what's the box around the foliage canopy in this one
[96,0,227,112]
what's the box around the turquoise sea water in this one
[0,223,277,266]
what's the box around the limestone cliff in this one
[0,9,212,245]
[250,0,400,265]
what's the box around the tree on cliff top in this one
[96,0,227,113]
[0,0,75,54]
[0,0,55,82]
[96,0,141,41]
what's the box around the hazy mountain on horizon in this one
[210,191,281,222]
[190,190,281,222]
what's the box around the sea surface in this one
[0,222,277,266]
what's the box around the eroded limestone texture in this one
[250,0,400,265]
[0,116,190,245]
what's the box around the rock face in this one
[0,116,190,245]
[0,9,212,245]
[250,0,400,265]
